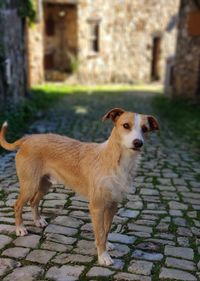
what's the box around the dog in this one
[0,108,159,265]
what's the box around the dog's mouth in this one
[131,147,141,152]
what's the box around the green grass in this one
[0,190,5,200]
[0,88,62,153]
[4,83,199,157]
[153,94,200,153]
[0,83,161,154]
[33,83,163,94]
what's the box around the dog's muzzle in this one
[132,139,143,151]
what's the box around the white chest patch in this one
[99,151,141,202]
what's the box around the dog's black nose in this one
[133,139,143,148]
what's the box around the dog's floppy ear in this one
[102,108,125,123]
[147,115,159,131]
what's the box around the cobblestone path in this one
[0,90,200,281]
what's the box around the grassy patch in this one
[195,174,200,182]
[0,83,161,154]
[34,83,163,94]
[152,263,162,281]
[0,190,5,200]
[0,88,63,154]
[168,221,178,234]
[153,95,200,152]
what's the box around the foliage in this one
[18,0,36,23]
[153,95,200,152]
[0,0,36,23]
[0,0,5,8]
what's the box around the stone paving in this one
[0,90,200,281]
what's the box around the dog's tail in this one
[0,121,27,151]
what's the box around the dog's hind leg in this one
[30,190,48,227]
[30,175,51,228]
[89,201,114,266]
[15,191,30,236]
[15,153,44,235]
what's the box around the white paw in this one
[107,242,115,251]
[98,251,114,266]
[34,217,48,227]
[16,225,28,236]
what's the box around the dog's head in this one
[102,108,159,151]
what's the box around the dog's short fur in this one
[0,108,159,265]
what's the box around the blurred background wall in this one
[0,0,27,105]
[1,0,200,103]
[171,0,200,99]
[28,0,179,85]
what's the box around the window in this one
[88,21,100,53]
[151,36,161,81]
[45,16,55,36]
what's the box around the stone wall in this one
[171,0,200,99]
[78,0,179,84]
[0,0,27,106]
[28,0,180,84]
[27,22,44,85]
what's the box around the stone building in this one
[168,0,200,99]
[0,0,27,105]
[28,0,180,85]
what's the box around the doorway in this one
[43,2,78,80]
[151,36,161,81]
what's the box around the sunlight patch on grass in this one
[32,83,163,94]
[74,106,88,114]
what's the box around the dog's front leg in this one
[104,201,118,251]
[89,202,114,266]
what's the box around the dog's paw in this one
[16,225,28,236]
[98,251,114,266]
[106,242,115,251]
[34,217,48,228]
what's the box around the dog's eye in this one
[123,123,130,129]
[142,125,148,133]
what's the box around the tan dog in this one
[0,108,159,265]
